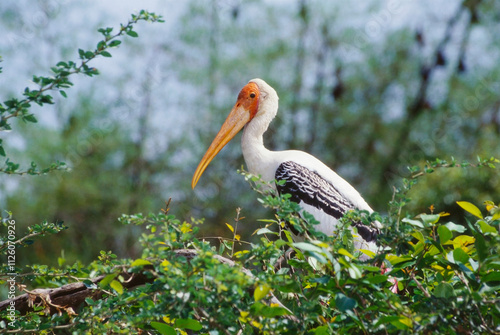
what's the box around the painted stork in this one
[192,78,381,258]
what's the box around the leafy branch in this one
[0,218,67,255]
[409,156,499,179]
[0,10,163,175]
[0,160,67,176]
[388,156,499,222]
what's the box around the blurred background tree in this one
[0,0,498,266]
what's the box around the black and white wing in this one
[275,160,379,243]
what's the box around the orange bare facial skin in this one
[236,82,260,119]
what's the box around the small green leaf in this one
[478,220,497,234]
[293,242,324,254]
[474,233,488,261]
[82,280,95,289]
[434,282,455,298]
[99,273,117,287]
[100,51,112,57]
[334,293,357,312]
[402,218,424,228]
[127,30,139,37]
[482,272,500,282]
[457,201,483,219]
[453,248,469,265]
[150,322,176,335]
[109,40,122,47]
[420,214,440,225]
[444,222,466,233]
[174,318,202,331]
[23,114,38,123]
[254,227,275,235]
[338,248,355,259]
[59,90,67,98]
[309,325,329,335]
[347,264,362,279]
[130,258,152,267]
[110,280,124,294]
[438,225,453,244]
[368,274,388,284]
[254,283,271,301]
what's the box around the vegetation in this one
[0,1,499,334]
[1,167,499,333]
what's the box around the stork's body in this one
[192,78,381,256]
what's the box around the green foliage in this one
[1,10,167,267]
[0,9,163,174]
[1,165,499,333]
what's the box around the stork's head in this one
[191,78,278,188]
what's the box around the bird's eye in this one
[250,92,256,98]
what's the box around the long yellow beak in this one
[191,104,251,189]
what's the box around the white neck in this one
[241,105,278,183]
[241,78,280,183]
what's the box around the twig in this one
[409,271,430,298]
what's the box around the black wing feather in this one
[275,161,379,242]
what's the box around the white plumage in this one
[192,78,381,257]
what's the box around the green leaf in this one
[368,274,389,284]
[334,293,357,312]
[292,242,324,254]
[411,231,425,243]
[338,248,355,259]
[394,316,412,330]
[110,280,124,294]
[457,201,483,219]
[453,248,469,264]
[82,280,96,289]
[482,272,500,282]
[109,40,122,47]
[386,255,413,266]
[59,90,67,98]
[254,283,271,301]
[474,233,488,261]
[434,282,455,298]
[402,218,424,228]
[131,258,152,267]
[478,220,497,234]
[437,225,453,244]
[309,325,329,335]
[250,302,290,317]
[150,322,176,335]
[99,273,117,287]
[420,214,440,225]
[127,30,139,37]
[254,227,276,235]
[444,222,466,233]
[0,144,5,157]
[174,318,202,331]
[23,114,38,123]
[376,316,410,330]
[100,51,112,57]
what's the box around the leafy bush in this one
[1,164,499,334]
